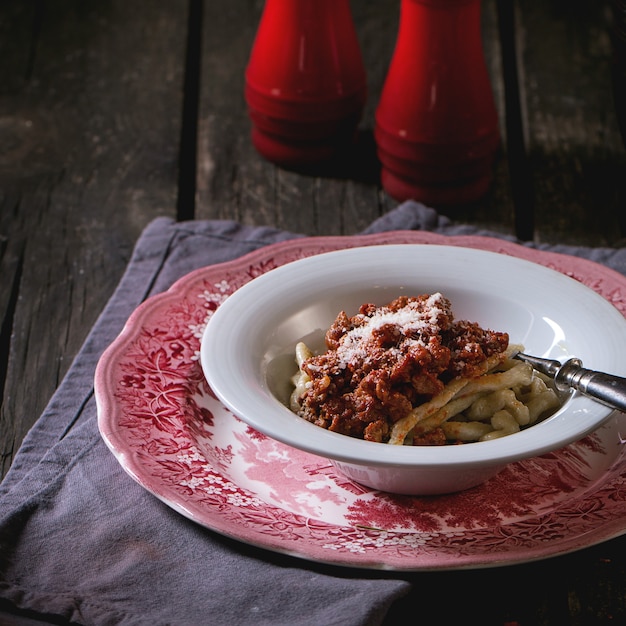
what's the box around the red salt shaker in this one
[245,0,367,166]
[375,0,500,206]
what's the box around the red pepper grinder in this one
[245,0,367,167]
[375,0,500,206]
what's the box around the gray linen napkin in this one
[1,201,625,626]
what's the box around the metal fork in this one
[513,351,626,413]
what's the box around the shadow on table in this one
[278,128,382,186]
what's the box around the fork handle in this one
[557,360,626,413]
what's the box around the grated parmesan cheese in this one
[335,292,448,368]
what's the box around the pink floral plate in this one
[96,231,626,571]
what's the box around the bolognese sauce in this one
[293,293,509,444]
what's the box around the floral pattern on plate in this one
[96,232,626,570]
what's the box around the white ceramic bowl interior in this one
[201,245,626,495]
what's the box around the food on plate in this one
[289,293,561,445]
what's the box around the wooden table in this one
[1,1,626,624]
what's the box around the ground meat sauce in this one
[295,293,509,444]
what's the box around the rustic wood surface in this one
[1,1,626,624]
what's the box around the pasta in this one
[289,294,561,445]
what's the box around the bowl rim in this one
[201,244,625,469]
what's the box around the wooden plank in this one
[0,0,187,479]
[196,0,515,237]
[515,0,626,246]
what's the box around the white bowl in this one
[200,245,626,495]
